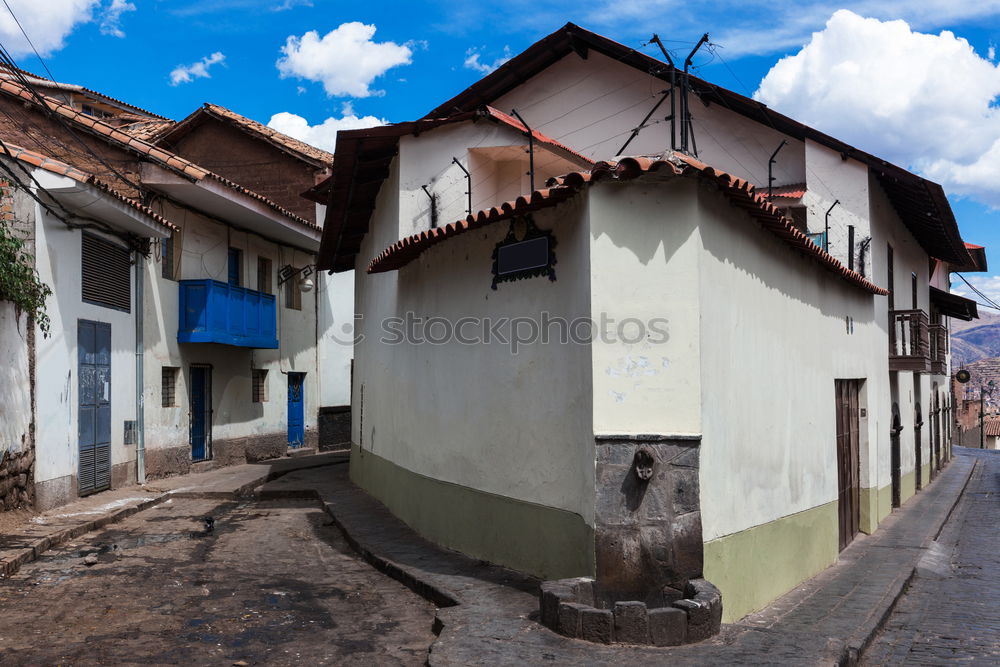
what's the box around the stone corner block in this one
[539,582,573,628]
[557,602,587,638]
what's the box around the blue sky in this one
[6,1,1000,304]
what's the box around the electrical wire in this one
[955,273,1000,312]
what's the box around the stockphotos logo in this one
[329,312,670,354]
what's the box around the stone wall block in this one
[648,607,687,646]
[579,607,614,644]
[557,602,586,638]
[613,601,649,644]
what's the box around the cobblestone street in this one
[863,447,1000,665]
[0,496,436,666]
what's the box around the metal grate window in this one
[252,369,268,403]
[257,257,272,294]
[161,233,175,280]
[162,366,179,407]
[82,233,131,312]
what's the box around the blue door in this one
[190,366,212,461]
[287,373,305,447]
[78,320,111,495]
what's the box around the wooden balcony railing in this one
[929,323,948,375]
[889,309,930,373]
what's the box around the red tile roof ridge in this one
[368,152,887,296]
[0,79,315,230]
[198,102,334,166]
[0,140,177,232]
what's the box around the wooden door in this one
[914,403,923,491]
[836,380,861,551]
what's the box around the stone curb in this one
[0,456,346,580]
[257,482,461,609]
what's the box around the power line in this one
[0,0,56,82]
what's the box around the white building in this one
[317,24,986,623]
[0,72,340,510]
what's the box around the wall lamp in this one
[278,264,316,292]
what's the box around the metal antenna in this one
[768,140,787,199]
[680,33,709,155]
[510,108,535,192]
[452,158,472,216]
[617,90,670,156]
[648,34,677,151]
[825,199,840,253]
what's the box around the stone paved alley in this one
[0,449,997,665]
[0,496,435,665]
[863,447,1000,665]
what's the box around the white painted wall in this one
[588,179,703,435]
[353,193,595,522]
[0,302,30,459]
[491,51,806,187]
[802,140,870,273]
[318,268,353,407]
[32,205,137,486]
[695,183,882,540]
[144,199,319,457]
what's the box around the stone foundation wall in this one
[0,449,34,510]
[594,435,703,594]
[144,429,313,480]
[318,406,351,450]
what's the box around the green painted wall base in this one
[349,444,595,580]
[703,501,838,623]
[860,483,896,534]
[921,463,931,486]
[900,469,916,506]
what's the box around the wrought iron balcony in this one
[178,279,278,349]
[929,323,948,375]
[889,309,930,373]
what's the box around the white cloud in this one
[267,111,387,152]
[0,0,98,57]
[755,10,1000,207]
[276,22,412,98]
[273,0,312,10]
[951,275,1000,308]
[100,0,134,37]
[464,46,512,75]
[169,52,226,86]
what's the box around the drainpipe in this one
[135,250,145,484]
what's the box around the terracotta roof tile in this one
[0,140,176,232]
[157,103,334,168]
[985,420,1000,437]
[0,79,315,230]
[367,153,887,297]
[760,183,806,200]
[120,118,175,142]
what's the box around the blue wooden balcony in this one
[178,279,278,349]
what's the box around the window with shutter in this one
[82,232,131,312]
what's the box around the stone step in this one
[286,447,316,458]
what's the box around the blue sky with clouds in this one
[6,1,1000,305]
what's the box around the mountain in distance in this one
[952,311,1000,367]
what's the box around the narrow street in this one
[0,495,436,666]
[863,447,1000,665]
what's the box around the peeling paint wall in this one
[32,204,137,499]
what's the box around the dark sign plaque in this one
[491,215,556,289]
